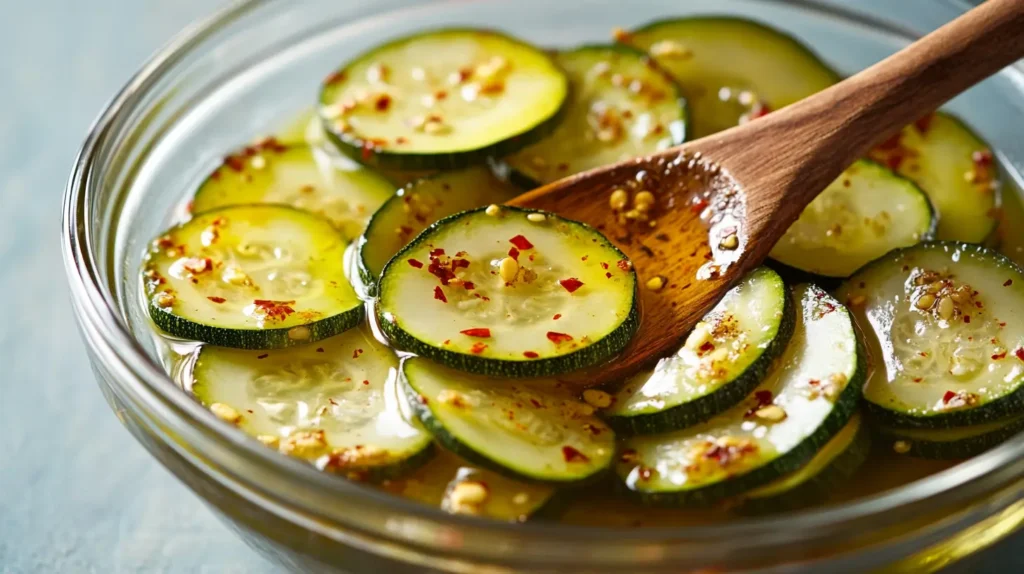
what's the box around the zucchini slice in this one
[836,242,1024,428]
[616,284,863,506]
[383,449,556,521]
[504,45,686,187]
[868,113,1000,243]
[875,415,1024,459]
[191,325,433,480]
[604,267,794,434]
[357,167,519,288]
[770,160,935,278]
[741,413,870,513]
[192,140,395,241]
[319,29,568,170]
[401,357,616,485]
[377,206,639,378]
[144,205,363,349]
[628,17,838,138]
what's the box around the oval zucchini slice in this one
[868,113,1000,243]
[504,44,686,187]
[740,413,870,513]
[191,325,433,480]
[836,242,1024,428]
[377,206,639,378]
[770,160,935,278]
[875,415,1024,459]
[628,17,838,138]
[358,167,519,288]
[319,29,568,170]
[401,357,615,485]
[616,284,863,506]
[383,449,556,521]
[192,141,395,241]
[604,267,794,434]
[143,205,363,349]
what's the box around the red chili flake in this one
[253,299,296,320]
[744,389,775,417]
[418,395,429,404]
[600,262,610,270]
[616,259,631,271]
[581,255,589,262]
[523,351,539,358]
[1015,348,1024,361]
[434,286,447,303]
[605,272,613,278]
[877,132,903,151]
[1005,279,1014,287]
[324,70,346,85]
[316,348,325,353]
[407,258,424,269]
[463,282,475,290]
[257,354,269,359]
[207,296,226,304]
[352,348,363,359]
[912,377,923,383]
[451,258,470,270]
[993,351,1008,360]
[427,259,456,285]
[395,136,408,145]
[429,248,445,258]
[399,225,414,236]
[690,197,709,214]
[751,103,772,119]
[529,398,543,408]
[547,331,573,344]
[914,113,934,133]
[508,247,520,261]
[552,314,562,321]
[942,390,957,404]
[964,315,971,324]
[362,380,370,386]
[973,149,994,166]
[562,446,590,463]
[435,90,448,100]
[375,94,392,111]
[698,341,715,353]
[559,278,584,293]
[460,328,491,338]
[509,235,533,250]
[470,342,487,354]
[638,466,654,481]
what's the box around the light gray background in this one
[0,1,1018,572]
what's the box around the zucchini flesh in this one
[377,207,638,378]
[143,205,362,349]
[605,267,794,434]
[876,415,1024,459]
[505,45,686,186]
[191,325,433,480]
[383,449,555,521]
[770,160,935,278]
[192,141,394,241]
[629,17,838,138]
[616,284,863,506]
[358,167,518,286]
[319,28,568,170]
[837,242,1024,428]
[868,113,999,243]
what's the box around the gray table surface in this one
[0,1,1019,572]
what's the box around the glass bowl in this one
[61,0,1024,571]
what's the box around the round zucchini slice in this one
[382,449,556,521]
[836,242,1024,428]
[628,17,838,138]
[616,284,863,506]
[191,325,433,480]
[401,357,616,485]
[504,44,686,187]
[868,112,1000,243]
[358,167,519,288]
[770,160,935,278]
[741,413,870,513]
[319,28,568,170]
[604,267,794,435]
[143,205,362,349]
[377,206,639,378]
[875,415,1024,459]
[192,140,395,241]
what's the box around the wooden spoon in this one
[509,0,1024,384]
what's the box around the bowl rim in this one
[60,0,1024,556]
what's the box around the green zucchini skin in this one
[603,268,796,435]
[376,206,640,378]
[874,416,1024,459]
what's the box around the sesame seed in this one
[646,276,666,291]
[526,213,546,223]
[485,204,501,216]
[893,440,911,454]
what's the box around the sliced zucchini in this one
[357,167,519,288]
[628,17,838,138]
[875,415,1024,459]
[377,206,639,378]
[604,267,794,434]
[319,28,568,170]
[868,113,1000,243]
[143,205,363,349]
[382,449,556,521]
[504,45,686,187]
[191,325,433,480]
[770,160,935,278]
[741,413,870,513]
[401,357,616,484]
[192,141,395,241]
[616,284,863,506]
[836,242,1024,428]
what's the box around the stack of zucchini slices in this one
[141,16,1017,522]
